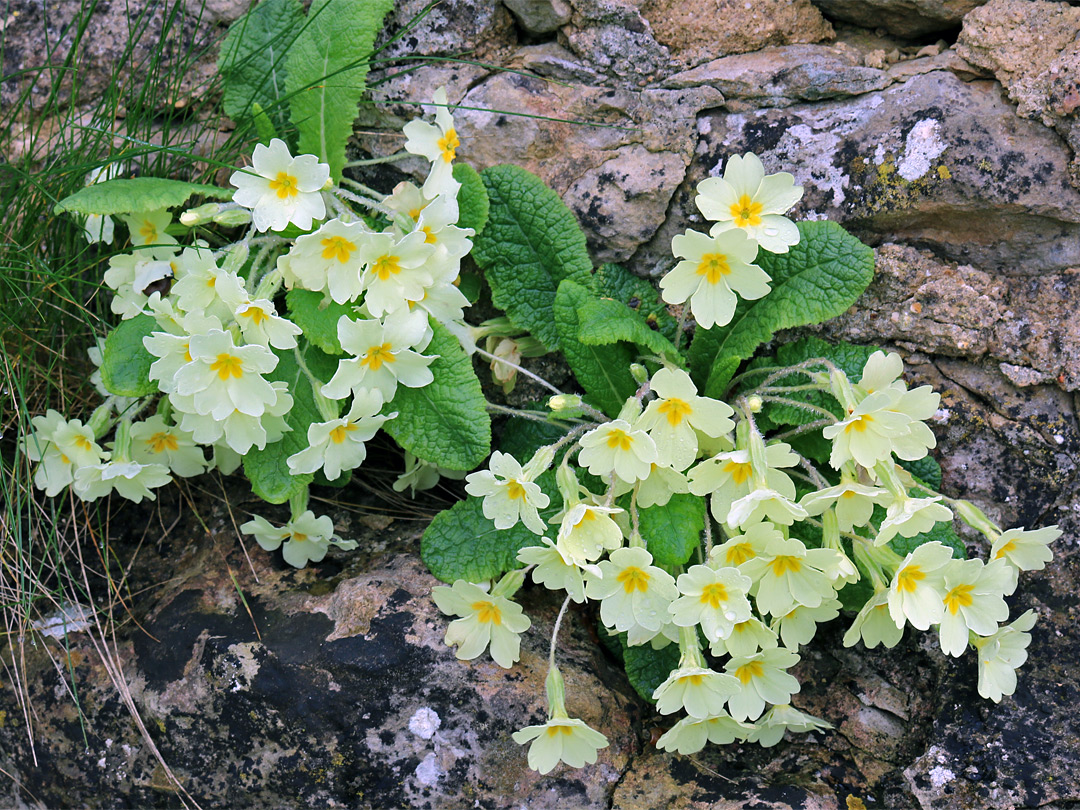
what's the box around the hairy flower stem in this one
[548,594,574,670]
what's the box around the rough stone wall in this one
[4,0,1080,808]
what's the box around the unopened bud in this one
[746,395,763,413]
[954,499,1000,538]
[212,208,252,227]
[523,445,556,480]
[549,394,583,415]
[179,202,220,227]
[629,363,649,385]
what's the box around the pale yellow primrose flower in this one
[230,138,329,233]
[774,598,842,650]
[991,526,1060,573]
[638,367,735,471]
[73,460,172,503]
[739,535,837,618]
[287,390,395,480]
[971,610,1037,702]
[465,451,550,535]
[578,419,657,484]
[727,485,808,529]
[241,510,355,569]
[122,209,177,248]
[800,480,889,532]
[823,390,915,470]
[747,704,832,748]
[321,309,436,403]
[129,414,208,478]
[402,86,462,200]
[653,666,741,719]
[843,589,904,650]
[613,463,690,508]
[585,546,678,635]
[938,558,1013,657]
[431,579,530,668]
[655,713,753,755]
[172,329,280,420]
[517,537,587,603]
[874,495,953,547]
[708,520,781,571]
[172,381,292,455]
[512,717,609,775]
[278,218,372,302]
[103,248,177,320]
[554,502,624,568]
[21,410,105,497]
[669,564,753,643]
[660,228,769,329]
[689,442,799,527]
[696,152,803,254]
[725,647,801,722]
[357,230,436,317]
[887,541,955,631]
[709,616,779,658]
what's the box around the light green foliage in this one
[889,516,966,560]
[620,634,680,704]
[243,345,337,503]
[594,263,679,343]
[100,315,158,397]
[285,0,394,180]
[421,480,555,583]
[53,178,231,216]
[575,296,685,367]
[472,165,594,351]
[285,289,360,354]
[553,280,637,417]
[638,493,705,568]
[217,0,305,135]
[688,221,874,398]
[453,164,489,235]
[899,455,943,491]
[498,414,571,460]
[383,322,492,471]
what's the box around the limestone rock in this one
[957,0,1080,187]
[503,0,572,34]
[648,71,1080,274]
[377,0,517,61]
[813,244,1080,390]
[811,0,986,38]
[663,44,891,110]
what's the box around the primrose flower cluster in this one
[433,184,1058,772]
[23,89,473,565]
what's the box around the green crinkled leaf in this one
[217,0,305,134]
[453,163,489,235]
[639,493,706,568]
[383,322,491,470]
[899,455,942,491]
[553,280,637,417]
[688,221,874,398]
[621,634,680,704]
[54,178,232,216]
[285,289,361,355]
[421,471,559,583]
[472,165,594,351]
[286,0,394,180]
[576,297,685,367]
[595,262,679,343]
[888,517,966,560]
[243,344,336,503]
[498,415,571,460]
[101,315,158,397]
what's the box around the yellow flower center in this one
[841,489,858,499]
[438,128,460,162]
[546,724,574,737]
[60,453,70,464]
[681,674,706,686]
[291,532,308,543]
[943,583,975,615]
[844,414,875,433]
[699,582,729,609]
[74,435,94,453]
[183,344,192,362]
[321,235,357,263]
[206,276,216,289]
[696,252,731,285]
[617,566,651,594]
[896,565,925,593]
[146,432,179,453]
[360,343,396,371]
[506,479,527,501]
[722,460,753,486]
[139,220,158,242]
[269,171,299,199]
[371,255,401,281]
[421,225,438,244]
[724,543,756,566]
[657,397,693,427]
[329,423,358,444]
[210,353,244,380]
[994,540,1016,559]
[730,194,763,228]
[239,304,268,325]
[471,600,502,625]
[769,555,802,576]
[574,508,597,527]
[735,660,764,684]
[605,428,634,452]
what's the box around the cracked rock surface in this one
[6,0,1080,807]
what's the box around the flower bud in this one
[523,445,555,480]
[630,363,649,385]
[212,208,253,227]
[745,395,763,413]
[548,394,583,416]
[179,202,220,227]
[953,499,1000,538]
